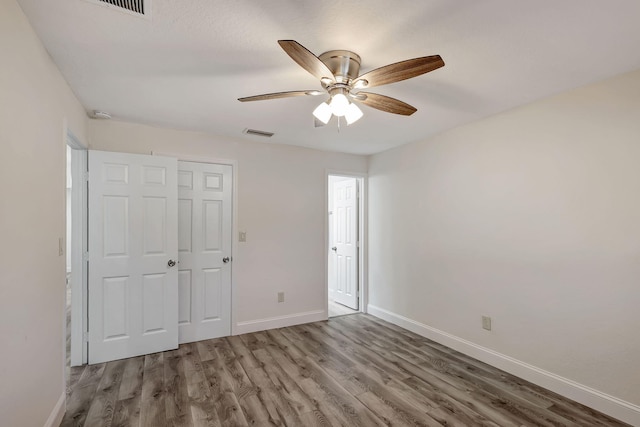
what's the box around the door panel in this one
[88,150,178,364]
[203,200,222,251]
[178,270,192,325]
[102,276,128,340]
[142,273,167,333]
[203,268,222,320]
[103,196,128,256]
[178,161,232,344]
[332,178,359,310]
[178,199,193,252]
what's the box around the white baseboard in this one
[367,304,640,426]
[234,309,326,335]
[44,392,65,427]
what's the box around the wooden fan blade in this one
[278,40,336,83]
[355,92,417,116]
[238,90,322,102]
[354,55,444,89]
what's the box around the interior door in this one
[88,150,178,364]
[177,161,232,344]
[332,178,359,310]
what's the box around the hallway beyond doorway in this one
[328,299,358,317]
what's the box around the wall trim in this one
[44,392,65,427]
[367,304,640,426]
[235,309,326,335]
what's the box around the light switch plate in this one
[239,231,247,242]
[482,316,492,331]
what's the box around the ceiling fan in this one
[238,40,445,126]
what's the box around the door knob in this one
[167,259,177,267]
[331,247,337,252]
[222,257,230,263]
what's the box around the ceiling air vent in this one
[85,0,149,17]
[243,128,274,138]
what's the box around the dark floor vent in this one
[243,128,275,138]
[98,0,145,15]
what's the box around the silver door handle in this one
[331,247,337,252]
[167,259,177,267]
[222,257,230,263]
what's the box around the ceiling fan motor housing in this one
[319,50,362,84]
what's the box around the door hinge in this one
[83,251,89,262]
[83,331,89,343]
[84,171,90,182]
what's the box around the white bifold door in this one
[332,178,359,310]
[177,161,232,344]
[88,151,179,364]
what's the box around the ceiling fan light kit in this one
[344,103,364,125]
[238,40,444,129]
[313,102,332,124]
[328,88,350,116]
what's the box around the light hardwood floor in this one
[328,299,358,317]
[62,314,629,426]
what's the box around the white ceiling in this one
[16,0,640,155]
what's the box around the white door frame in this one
[325,170,367,316]
[152,151,238,335]
[66,130,88,366]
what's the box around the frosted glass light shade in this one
[312,102,332,124]
[345,103,363,125]
[329,93,349,117]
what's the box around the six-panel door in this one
[88,151,179,364]
[177,161,232,344]
[333,178,359,310]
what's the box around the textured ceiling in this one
[16,0,640,155]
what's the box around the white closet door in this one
[88,150,178,364]
[177,161,232,344]
[332,178,359,310]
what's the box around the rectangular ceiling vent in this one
[243,128,274,138]
[86,0,149,18]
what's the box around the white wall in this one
[0,1,88,426]
[368,69,640,422]
[88,120,368,331]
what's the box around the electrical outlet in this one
[239,231,247,242]
[482,316,492,331]
[277,292,285,303]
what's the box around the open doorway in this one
[327,173,365,318]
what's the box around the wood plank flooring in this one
[62,314,630,426]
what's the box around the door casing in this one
[67,130,88,366]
